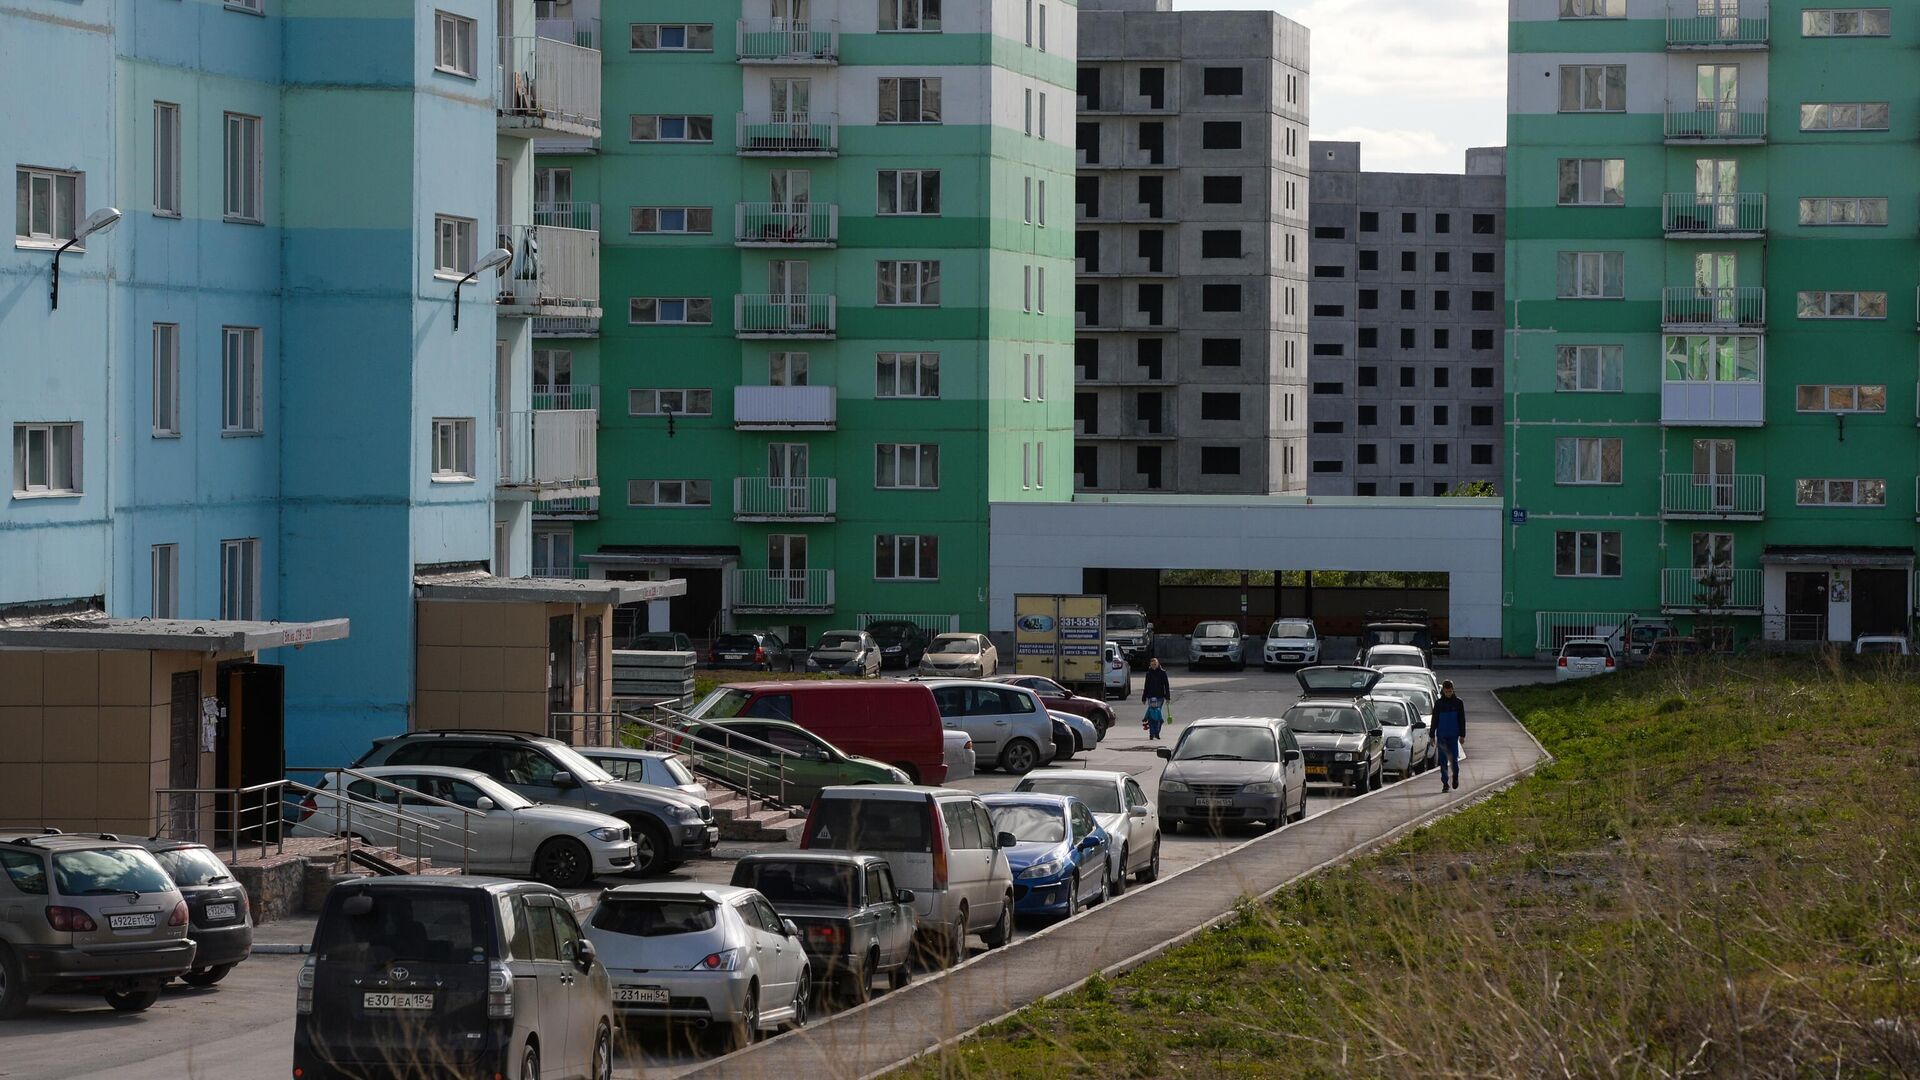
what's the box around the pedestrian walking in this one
[1142,657,1172,740]
[1432,679,1466,792]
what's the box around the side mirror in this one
[475,796,496,813]
[895,889,915,904]
[1282,749,1302,762]
[551,771,575,788]
[572,936,596,971]
[1155,747,1172,760]
[996,831,1018,850]
[782,918,801,938]
[1079,835,1102,851]
[1412,720,1428,730]
[1129,805,1149,818]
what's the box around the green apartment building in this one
[1506,2,1918,655]
[532,0,1076,642]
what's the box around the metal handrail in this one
[553,708,803,812]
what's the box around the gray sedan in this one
[806,630,883,677]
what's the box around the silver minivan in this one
[923,680,1057,774]
[800,786,1013,966]
[1154,718,1308,832]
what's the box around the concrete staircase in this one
[223,837,459,923]
[709,790,807,843]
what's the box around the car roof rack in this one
[391,728,545,742]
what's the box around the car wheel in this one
[945,911,970,965]
[844,950,878,1003]
[1054,735,1075,761]
[180,963,234,988]
[105,987,160,1013]
[1350,771,1367,797]
[1110,846,1128,896]
[628,819,672,877]
[1137,837,1161,884]
[790,969,810,1029]
[998,738,1040,774]
[520,1041,541,1080]
[718,983,759,1051]
[1089,865,1108,907]
[887,960,912,991]
[981,895,1013,949]
[1064,874,1080,917]
[591,1024,614,1080]
[533,837,594,889]
[1369,763,1384,791]
[0,944,28,1020]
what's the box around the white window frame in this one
[433,214,476,277]
[874,534,939,580]
[1553,436,1623,485]
[877,260,940,306]
[627,479,713,507]
[1558,0,1624,17]
[877,169,940,215]
[223,112,263,224]
[878,77,942,124]
[153,102,181,217]
[629,206,714,234]
[875,352,940,398]
[1800,102,1890,131]
[1557,158,1625,206]
[1795,478,1887,506]
[153,323,181,437]
[878,0,941,33]
[225,0,263,12]
[1555,344,1624,392]
[1556,250,1625,299]
[1796,290,1887,319]
[875,443,940,489]
[219,538,261,621]
[629,115,716,143]
[14,166,82,246]
[1795,384,1886,413]
[11,422,81,497]
[1797,197,1889,226]
[431,417,476,480]
[221,326,264,435]
[629,297,714,325]
[151,544,180,620]
[1554,530,1622,578]
[1801,8,1890,37]
[628,388,715,416]
[1558,64,1626,113]
[433,11,477,78]
[628,23,716,51]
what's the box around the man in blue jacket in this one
[1431,680,1466,792]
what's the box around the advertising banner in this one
[1014,594,1106,686]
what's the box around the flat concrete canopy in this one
[991,494,1505,657]
[413,574,687,606]
[0,617,350,653]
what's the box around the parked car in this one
[982,794,1109,920]
[1373,696,1432,781]
[1363,643,1430,671]
[298,765,640,888]
[709,631,798,671]
[805,630,883,677]
[1013,769,1161,892]
[587,881,808,1050]
[1105,606,1155,667]
[729,853,916,1000]
[1374,664,1440,698]
[1049,711,1098,761]
[0,830,196,1018]
[296,876,613,1079]
[1371,681,1435,734]
[350,730,717,876]
[1103,641,1133,699]
[1187,620,1247,670]
[1556,636,1618,680]
[942,729,977,782]
[993,674,1116,737]
[1154,718,1307,833]
[1646,636,1706,662]
[1287,667,1387,795]
[916,633,999,679]
[800,786,1014,967]
[1355,620,1434,666]
[685,681,948,785]
[629,631,694,653]
[578,747,710,802]
[1624,619,1675,664]
[136,839,253,987]
[866,619,934,669]
[676,718,910,806]
[1855,634,1912,656]
[1262,618,1322,669]
[923,680,1057,774]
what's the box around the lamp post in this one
[454,245,514,330]
[49,207,122,311]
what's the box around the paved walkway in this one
[672,689,1546,1080]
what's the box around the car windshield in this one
[1106,613,1146,631]
[1368,628,1425,645]
[1194,623,1238,639]
[868,623,916,641]
[1018,778,1121,814]
[733,861,855,907]
[632,634,683,650]
[591,897,718,937]
[817,633,861,649]
[930,637,978,655]
[536,743,615,784]
[1370,700,1410,726]
[691,688,754,719]
[152,847,233,887]
[1286,705,1367,734]
[989,805,1067,844]
[1564,643,1611,658]
[1859,640,1904,654]
[315,888,487,964]
[714,634,760,650]
[1375,687,1433,716]
[1269,620,1314,638]
[52,848,175,896]
[1172,726,1277,762]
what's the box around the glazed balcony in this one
[734,569,835,614]
[1661,568,1762,612]
[733,385,836,430]
[735,294,836,338]
[496,224,601,318]
[735,203,839,247]
[1660,473,1766,519]
[1664,103,1767,144]
[737,113,839,156]
[1661,286,1766,330]
[734,477,837,522]
[737,19,839,63]
[497,35,602,139]
[1662,192,1766,237]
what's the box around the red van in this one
[685,681,948,785]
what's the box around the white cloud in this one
[1318,126,1458,173]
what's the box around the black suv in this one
[137,839,253,987]
[865,619,932,669]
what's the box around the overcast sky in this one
[1171,0,1509,175]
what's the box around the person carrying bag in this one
[1142,658,1172,741]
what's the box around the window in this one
[151,544,179,620]
[1314,265,1347,279]
[1200,338,1240,366]
[1664,335,1760,382]
[879,0,941,32]
[1434,251,1451,273]
[1802,9,1890,36]
[1201,284,1241,312]
[1357,250,1379,272]
[1559,0,1625,15]
[11,423,80,496]
[875,535,939,580]
[1434,291,1451,313]
[877,352,940,398]
[628,23,716,50]
[629,115,715,142]
[15,166,80,243]
[878,260,941,306]
[1556,251,1624,298]
[1471,366,1495,386]
[1796,384,1886,413]
[1358,327,1379,348]
[628,480,713,507]
[1313,382,1345,395]
[630,207,714,234]
[1558,159,1625,206]
[223,113,262,223]
[1399,404,1415,423]
[1795,478,1886,506]
[1357,444,1378,464]
[629,297,713,324]
[1401,329,1416,348]
[222,327,262,434]
[431,418,475,479]
[1797,291,1887,319]
[1313,226,1345,240]
[878,170,941,215]
[152,323,180,436]
[1797,197,1889,226]
[628,389,714,416]
[1203,67,1243,95]
[1472,251,1495,273]
[1399,251,1416,273]
[1201,122,1242,150]
[1201,176,1242,204]
[879,78,942,124]
[1433,368,1451,389]
[1559,65,1626,112]
[1398,444,1416,465]
[1432,444,1450,465]
[1358,368,1379,388]
[1554,437,1623,484]
[1472,291,1495,312]
[433,215,476,275]
[1800,102,1890,131]
[1555,345,1624,391]
[153,103,181,216]
[1471,405,1494,426]
[875,443,940,489]
[1471,444,1494,466]
[1434,213,1450,234]
[1555,531,1622,577]
[219,539,260,620]
[434,11,477,77]
[1199,446,1240,475]
[1359,211,1379,232]
[1200,393,1240,421]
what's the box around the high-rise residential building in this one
[1506,3,1917,655]
[1071,0,1310,495]
[537,0,1075,642]
[1306,142,1507,497]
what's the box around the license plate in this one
[205,902,237,922]
[614,987,669,1005]
[705,827,720,845]
[1282,654,1301,661]
[721,654,746,660]
[1194,797,1233,807]
[1305,766,1328,778]
[108,913,156,929]
[363,993,434,1011]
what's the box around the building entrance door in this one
[1852,569,1909,637]
[1785,571,1829,642]
[215,663,285,842]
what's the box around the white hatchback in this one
[1102,641,1132,700]
[1556,637,1618,680]
[1262,619,1321,669]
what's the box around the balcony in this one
[735,203,839,247]
[1661,567,1762,612]
[496,224,601,318]
[1662,379,1765,426]
[534,5,600,49]
[1660,473,1766,519]
[1662,192,1766,238]
[734,477,837,522]
[1667,8,1768,49]
[533,315,599,338]
[733,385,836,429]
[1664,103,1767,144]
[737,19,839,63]
[533,201,599,232]
[734,569,835,614]
[534,494,599,520]
[533,383,598,413]
[735,294,836,338]
[737,113,839,156]
[498,408,597,498]
[531,564,594,579]
[497,35,602,139]
[1662,286,1766,330]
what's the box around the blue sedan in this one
[982,793,1111,919]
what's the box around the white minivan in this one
[800,786,1014,966]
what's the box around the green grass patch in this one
[892,657,1920,1079]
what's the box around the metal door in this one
[548,615,574,718]
[1852,569,1909,637]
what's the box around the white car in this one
[943,728,977,781]
[578,747,710,803]
[1855,634,1911,656]
[1013,769,1162,893]
[1364,644,1429,670]
[1556,637,1617,680]
[1102,641,1132,700]
[297,765,638,887]
[1374,665,1439,699]
[1372,695,1432,779]
[1262,618,1321,669]
[917,633,1000,678]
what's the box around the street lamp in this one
[453,245,513,330]
[49,207,121,311]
